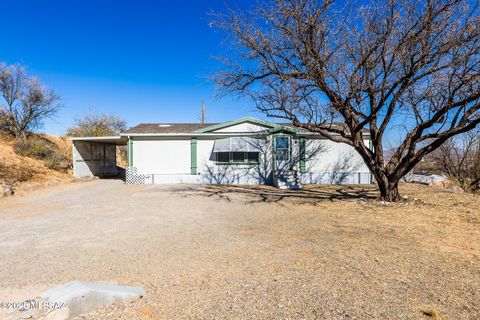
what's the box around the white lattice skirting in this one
[126,167,149,184]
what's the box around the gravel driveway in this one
[0,180,478,319]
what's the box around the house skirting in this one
[125,167,372,185]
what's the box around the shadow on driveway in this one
[165,184,379,205]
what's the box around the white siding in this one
[197,139,215,171]
[213,122,271,133]
[306,139,369,171]
[132,138,191,174]
[300,138,371,184]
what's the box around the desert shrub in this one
[14,136,55,160]
[13,136,70,172]
[45,150,70,172]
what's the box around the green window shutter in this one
[191,137,197,175]
[300,137,306,174]
[128,137,133,167]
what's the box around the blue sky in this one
[0,0,260,135]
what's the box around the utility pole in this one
[201,101,205,127]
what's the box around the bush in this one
[13,136,70,172]
[14,136,54,160]
[45,150,70,172]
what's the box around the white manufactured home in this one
[72,117,372,188]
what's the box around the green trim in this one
[300,137,306,174]
[266,126,301,135]
[272,135,276,171]
[127,137,133,166]
[193,117,277,133]
[190,137,197,175]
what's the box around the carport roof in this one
[70,136,127,145]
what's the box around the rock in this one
[40,281,144,318]
[19,311,33,319]
[1,184,14,197]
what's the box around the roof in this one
[70,136,127,145]
[124,118,297,135]
[193,117,276,133]
[123,123,218,134]
[121,118,370,136]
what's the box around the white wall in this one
[301,138,371,184]
[305,139,369,172]
[132,138,191,174]
[197,139,215,170]
[213,122,271,133]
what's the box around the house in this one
[71,117,372,188]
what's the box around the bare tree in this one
[432,130,480,191]
[67,112,127,137]
[0,63,59,138]
[212,0,480,201]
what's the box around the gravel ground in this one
[0,180,479,319]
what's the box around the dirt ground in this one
[0,134,73,193]
[0,180,478,319]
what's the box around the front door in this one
[274,136,290,172]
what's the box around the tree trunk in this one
[377,180,400,202]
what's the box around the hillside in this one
[0,134,73,196]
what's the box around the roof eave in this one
[192,117,277,133]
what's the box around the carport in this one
[71,136,127,178]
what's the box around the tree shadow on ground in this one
[169,184,379,205]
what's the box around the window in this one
[246,152,259,162]
[232,152,244,162]
[275,137,290,161]
[215,152,260,164]
[217,152,230,163]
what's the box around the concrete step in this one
[276,177,302,190]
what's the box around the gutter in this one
[119,132,371,138]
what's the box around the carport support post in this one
[191,137,197,175]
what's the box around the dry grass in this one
[423,308,441,319]
[0,134,72,193]
[0,181,478,319]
